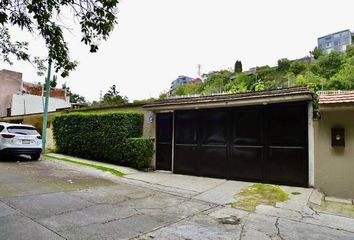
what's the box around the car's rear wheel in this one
[30,153,41,161]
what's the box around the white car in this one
[0,122,42,160]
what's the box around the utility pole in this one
[42,58,52,153]
[197,64,202,78]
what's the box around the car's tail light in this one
[37,135,42,139]
[1,133,15,138]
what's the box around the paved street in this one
[0,157,353,240]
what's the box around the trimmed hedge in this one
[124,138,154,169]
[53,112,153,169]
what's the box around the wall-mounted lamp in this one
[331,127,345,147]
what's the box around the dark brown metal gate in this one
[157,102,309,187]
[156,112,173,171]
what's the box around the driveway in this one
[0,156,353,240]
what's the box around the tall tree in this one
[62,83,86,104]
[102,85,128,105]
[0,0,119,77]
[234,60,243,73]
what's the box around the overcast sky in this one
[1,0,354,102]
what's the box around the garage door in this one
[172,102,309,187]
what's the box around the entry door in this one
[156,113,173,171]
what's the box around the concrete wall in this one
[0,70,22,117]
[11,94,71,116]
[314,107,354,199]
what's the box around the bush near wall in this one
[53,112,153,169]
[124,138,154,169]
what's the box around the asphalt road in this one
[0,156,353,240]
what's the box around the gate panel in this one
[156,113,172,171]
[174,110,198,174]
[266,104,308,186]
[229,109,264,181]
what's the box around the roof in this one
[144,87,312,110]
[318,91,354,105]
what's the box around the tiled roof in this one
[318,91,354,104]
[144,87,311,109]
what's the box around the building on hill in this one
[318,29,353,54]
[169,75,202,95]
[0,69,71,117]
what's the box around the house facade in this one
[318,29,353,54]
[144,88,314,188]
[0,69,71,117]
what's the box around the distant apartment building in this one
[0,69,71,117]
[318,29,353,54]
[169,75,202,94]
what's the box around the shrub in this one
[124,138,154,169]
[52,112,144,166]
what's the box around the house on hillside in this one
[0,69,71,117]
[318,29,353,54]
[169,75,202,95]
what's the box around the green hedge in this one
[53,112,153,168]
[124,138,154,169]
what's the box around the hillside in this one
[172,46,354,96]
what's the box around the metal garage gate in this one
[156,102,308,187]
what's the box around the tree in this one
[62,83,86,104]
[346,45,354,57]
[289,61,306,75]
[102,85,128,105]
[225,73,250,93]
[277,58,291,72]
[0,1,119,77]
[234,60,243,73]
[326,61,354,90]
[310,47,323,60]
[316,51,345,79]
[43,74,58,89]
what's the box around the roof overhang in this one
[143,88,312,111]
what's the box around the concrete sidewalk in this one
[45,153,313,210]
[1,154,354,240]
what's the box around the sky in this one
[1,0,354,102]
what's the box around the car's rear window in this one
[7,126,39,135]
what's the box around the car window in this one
[0,125,4,132]
[7,126,39,135]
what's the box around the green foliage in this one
[234,60,243,73]
[289,61,306,75]
[124,138,154,169]
[225,73,251,93]
[62,83,86,104]
[44,155,125,177]
[171,48,353,97]
[295,71,325,90]
[0,0,119,77]
[310,47,324,59]
[326,60,354,90]
[346,45,354,57]
[174,83,201,96]
[101,85,129,105]
[316,51,345,79]
[277,58,291,72]
[52,112,149,169]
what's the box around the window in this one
[7,126,39,135]
[0,125,4,132]
[326,42,332,48]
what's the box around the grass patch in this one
[291,192,302,195]
[43,155,125,177]
[232,183,289,212]
[311,201,354,219]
